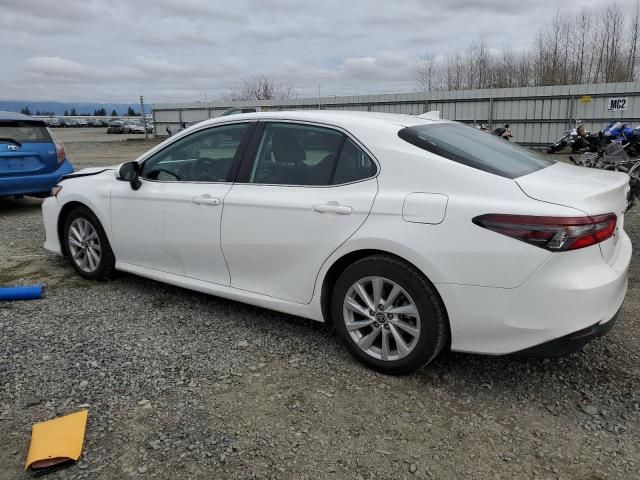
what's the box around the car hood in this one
[75,166,116,175]
[60,166,116,181]
[516,162,629,216]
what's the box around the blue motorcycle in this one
[601,121,634,144]
[572,122,636,155]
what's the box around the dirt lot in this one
[1,129,639,479]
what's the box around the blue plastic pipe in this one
[0,285,45,301]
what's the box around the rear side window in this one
[0,121,51,143]
[398,123,553,179]
[246,122,377,186]
[332,138,377,184]
[249,123,344,186]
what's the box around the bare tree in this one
[627,1,640,81]
[223,74,294,101]
[574,11,592,83]
[414,2,640,92]
[445,50,463,90]
[415,52,441,92]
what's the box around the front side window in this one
[398,123,553,179]
[249,123,344,186]
[0,121,51,143]
[141,123,250,182]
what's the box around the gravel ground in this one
[1,130,639,479]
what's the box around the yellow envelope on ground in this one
[25,410,88,471]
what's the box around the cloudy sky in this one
[1,0,634,104]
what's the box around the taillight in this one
[54,141,65,164]
[473,213,617,251]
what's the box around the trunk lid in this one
[0,120,58,176]
[516,162,629,265]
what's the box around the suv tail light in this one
[54,141,65,164]
[473,213,617,251]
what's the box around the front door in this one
[222,122,378,303]
[110,122,253,285]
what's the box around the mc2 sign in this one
[607,97,628,111]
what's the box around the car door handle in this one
[312,202,352,215]
[192,195,221,206]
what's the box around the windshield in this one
[0,121,51,143]
[398,123,553,179]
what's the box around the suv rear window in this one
[0,121,51,143]
[398,123,553,179]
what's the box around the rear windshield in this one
[0,121,51,143]
[398,123,553,179]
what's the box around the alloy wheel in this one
[68,217,102,273]
[342,276,421,361]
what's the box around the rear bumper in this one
[437,231,631,355]
[0,160,73,196]
[513,309,619,357]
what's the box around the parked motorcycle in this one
[569,134,640,210]
[625,126,640,157]
[492,124,512,140]
[547,121,589,154]
[602,121,634,144]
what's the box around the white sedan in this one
[42,111,631,374]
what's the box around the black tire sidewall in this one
[63,207,114,280]
[331,256,445,374]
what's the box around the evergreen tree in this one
[69,108,77,116]
[127,106,138,116]
[20,106,32,115]
[111,110,118,117]
[64,110,69,116]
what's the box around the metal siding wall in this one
[153,110,180,122]
[152,82,640,144]
[181,109,209,122]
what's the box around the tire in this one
[331,255,447,375]
[63,206,116,280]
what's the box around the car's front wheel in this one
[63,206,116,280]
[331,255,447,374]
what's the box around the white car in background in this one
[123,120,145,134]
[42,111,631,374]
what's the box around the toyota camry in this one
[42,111,632,374]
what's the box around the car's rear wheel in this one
[63,206,115,280]
[331,255,447,374]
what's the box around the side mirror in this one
[117,161,142,190]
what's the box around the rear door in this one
[221,121,378,304]
[0,120,58,177]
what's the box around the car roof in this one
[199,110,446,130]
[0,110,43,122]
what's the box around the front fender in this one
[55,176,115,247]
